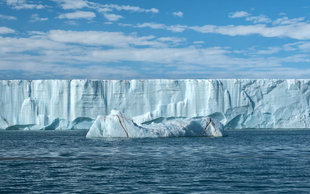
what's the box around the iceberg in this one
[86,110,224,138]
[1,79,310,130]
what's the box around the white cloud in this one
[53,1,159,22]
[99,4,159,13]
[54,0,89,10]
[103,13,123,21]
[0,36,67,54]
[88,47,233,66]
[30,14,48,22]
[273,16,305,25]
[230,11,271,24]
[47,30,167,48]
[229,11,250,18]
[193,41,204,44]
[58,11,96,20]
[0,34,271,66]
[0,14,17,20]
[190,23,310,40]
[172,11,183,17]
[256,47,281,55]
[168,25,187,32]
[245,15,271,24]
[157,37,185,44]
[1,29,310,79]
[136,23,187,32]
[54,0,159,14]
[0,27,15,34]
[132,13,310,40]
[0,30,237,78]
[137,23,166,29]
[295,42,310,51]
[283,41,310,51]
[190,24,268,35]
[6,0,44,9]
[118,23,133,27]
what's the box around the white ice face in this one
[0,79,309,130]
[86,110,224,138]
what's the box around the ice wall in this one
[1,79,310,129]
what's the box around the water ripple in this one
[1,129,310,193]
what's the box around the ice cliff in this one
[1,79,310,130]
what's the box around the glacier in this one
[86,110,224,138]
[1,79,310,130]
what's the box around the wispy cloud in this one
[229,11,271,23]
[157,37,185,45]
[283,41,310,52]
[1,29,310,79]
[229,11,250,18]
[30,14,48,22]
[2,1,310,79]
[54,0,89,10]
[273,16,305,25]
[88,47,234,66]
[0,27,15,34]
[53,1,159,23]
[245,15,271,23]
[136,23,187,32]
[190,23,310,40]
[47,30,168,48]
[255,47,281,55]
[103,13,123,22]
[54,0,159,14]
[133,13,310,40]
[97,4,159,13]
[136,23,165,29]
[94,3,159,22]
[193,41,204,45]
[58,11,96,20]
[172,11,183,18]
[0,14,17,20]
[6,0,44,9]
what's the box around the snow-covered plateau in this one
[1,79,310,130]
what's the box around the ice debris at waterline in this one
[2,79,310,130]
[86,110,224,138]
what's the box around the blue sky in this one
[1,0,310,79]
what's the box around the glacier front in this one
[1,79,310,130]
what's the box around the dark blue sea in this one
[1,129,310,193]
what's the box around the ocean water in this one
[1,130,310,193]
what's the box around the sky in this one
[1,0,310,79]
